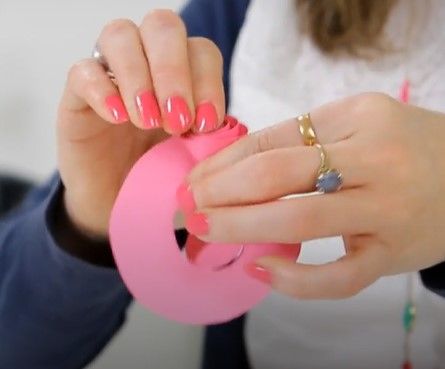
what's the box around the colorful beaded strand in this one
[399,79,416,369]
[402,273,416,369]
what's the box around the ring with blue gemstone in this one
[314,143,343,193]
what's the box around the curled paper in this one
[109,117,300,324]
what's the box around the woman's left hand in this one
[179,93,445,299]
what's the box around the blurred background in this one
[0,0,204,368]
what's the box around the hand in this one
[57,10,225,237]
[181,93,445,299]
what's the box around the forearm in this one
[0,176,131,369]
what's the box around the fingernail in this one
[195,102,218,133]
[136,91,161,128]
[244,263,272,285]
[176,182,196,213]
[185,212,209,236]
[164,96,192,134]
[105,95,129,123]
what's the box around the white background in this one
[0,1,204,368]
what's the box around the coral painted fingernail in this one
[105,95,129,123]
[185,212,209,236]
[195,102,218,133]
[244,263,272,285]
[176,182,196,213]
[164,96,192,134]
[136,91,161,128]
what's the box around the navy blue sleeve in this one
[0,176,132,369]
[0,1,249,368]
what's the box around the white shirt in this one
[228,0,445,368]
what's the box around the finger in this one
[98,19,161,130]
[189,96,358,182]
[185,189,377,244]
[188,37,225,133]
[189,118,307,182]
[62,58,128,125]
[189,141,365,209]
[254,236,388,299]
[141,10,194,135]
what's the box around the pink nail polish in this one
[244,263,272,285]
[136,91,161,128]
[185,212,209,236]
[176,182,196,213]
[105,95,129,123]
[164,96,192,134]
[195,102,218,133]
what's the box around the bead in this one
[403,302,416,332]
[402,360,413,369]
[316,170,343,193]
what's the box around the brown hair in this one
[297,0,397,56]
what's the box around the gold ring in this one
[314,143,343,193]
[314,143,329,174]
[297,113,317,146]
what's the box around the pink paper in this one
[109,117,300,324]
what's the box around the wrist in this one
[49,186,116,267]
[63,190,109,240]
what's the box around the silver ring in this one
[314,143,343,193]
[91,44,115,80]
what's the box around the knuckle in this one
[153,63,189,82]
[254,129,274,153]
[67,59,94,83]
[101,18,137,39]
[189,37,223,66]
[114,60,142,79]
[143,9,185,33]
[355,91,394,107]
[349,92,396,118]
[67,61,82,82]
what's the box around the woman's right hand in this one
[56,10,225,238]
